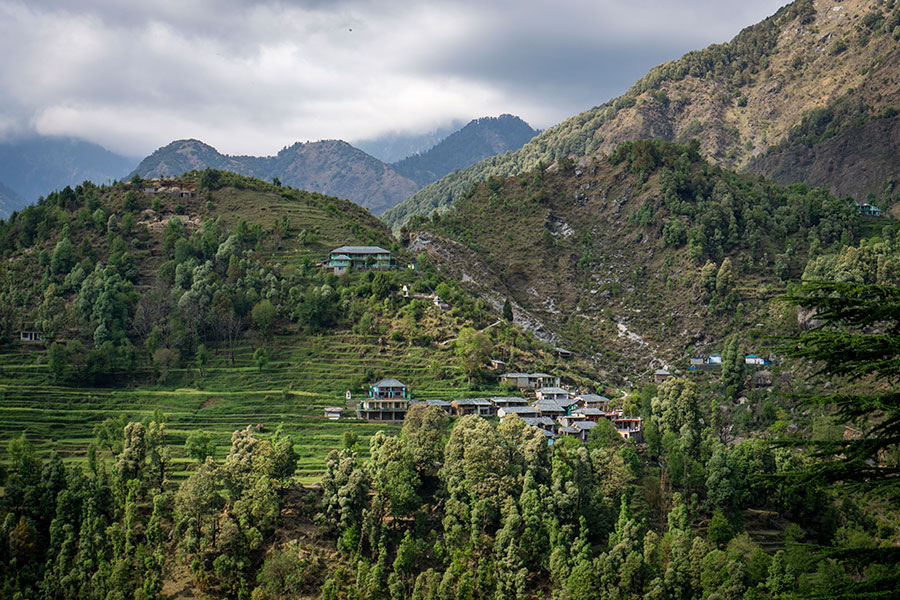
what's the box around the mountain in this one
[406,139,871,376]
[384,0,900,229]
[354,120,465,163]
[131,139,420,215]
[0,136,135,212]
[391,115,538,187]
[0,181,21,219]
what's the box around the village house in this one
[324,407,343,420]
[569,420,598,442]
[744,354,771,366]
[858,202,881,216]
[410,399,453,414]
[575,393,611,411]
[451,398,494,417]
[611,416,643,441]
[497,405,539,419]
[358,378,409,421]
[19,331,43,343]
[490,396,530,409]
[498,372,560,389]
[535,386,571,403]
[653,369,671,384]
[555,347,573,360]
[689,355,722,371]
[533,399,566,419]
[522,416,557,434]
[328,246,392,275]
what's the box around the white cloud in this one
[1,0,788,156]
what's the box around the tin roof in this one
[332,246,390,254]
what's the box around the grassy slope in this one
[0,174,456,479]
[384,0,900,229]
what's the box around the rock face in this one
[747,115,900,202]
[132,139,419,215]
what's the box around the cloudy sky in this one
[0,0,787,157]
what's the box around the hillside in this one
[391,115,538,187]
[0,168,592,466]
[384,0,900,229]
[407,139,879,379]
[0,136,135,212]
[131,139,420,215]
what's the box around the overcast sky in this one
[0,0,787,157]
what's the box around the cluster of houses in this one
[341,375,643,444]
[140,179,196,199]
[688,353,771,372]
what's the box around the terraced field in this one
[0,332,507,482]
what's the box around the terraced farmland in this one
[0,332,508,482]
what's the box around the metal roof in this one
[372,378,405,388]
[538,387,569,395]
[331,246,390,254]
[572,421,597,430]
[577,393,609,402]
[454,398,492,406]
[490,396,529,404]
[523,416,556,427]
[499,406,539,414]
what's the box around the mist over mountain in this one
[354,120,465,163]
[0,180,21,219]
[391,115,538,187]
[0,137,135,213]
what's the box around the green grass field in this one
[0,331,510,482]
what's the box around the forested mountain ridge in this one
[405,139,887,378]
[391,115,538,187]
[384,0,900,229]
[131,139,420,215]
[0,136,135,214]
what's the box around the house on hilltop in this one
[329,246,392,275]
[358,378,409,421]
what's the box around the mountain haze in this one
[354,120,465,163]
[0,181,21,219]
[384,0,900,229]
[0,137,135,213]
[391,115,538,187]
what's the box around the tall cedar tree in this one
[779,281,900,597]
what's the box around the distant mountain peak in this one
[132,138,418,215]
[390,115,538,187]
